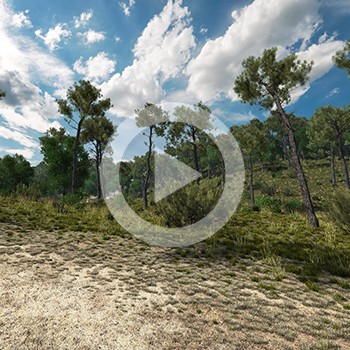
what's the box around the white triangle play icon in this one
[154,150,202,203]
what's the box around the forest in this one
[1,42,350,349]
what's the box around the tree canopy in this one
[333,39,350,77]
[57,80,111,193]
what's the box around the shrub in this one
[259,181,277,196]
[61,193,84,206]
[330,191,350,233]
[255,195,282,213]
[283,198,304,213]
[15,183,42,200]
[282,187,295,197]
[285,168,297,179]
[156,179,223,227]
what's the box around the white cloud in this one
[119,0,136,16]
[321,0,350,14]
[186,0,325,103]
[290,36,344,103]
[326,87,340,98]
[0,126,37,148]
[74,10,93,28]
[12,10,32,28]
[102,0,195,116]
[73,52,116,82]
[199,27,208,35]
[0,0,74,154]
[35,24,71,51]
[229,111,256,123]
[115,36,121,43]
[78,29,105,44]
[0,146,35,159]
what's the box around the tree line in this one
[0,39,349,229]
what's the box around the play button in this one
[154,150,202,203]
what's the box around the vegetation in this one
[81,116,116,199]
[1,41,350,349]
[57,80,111,194]
[234,47,319,227]
[231,119,268,209]
[39,128,90,195]
[333,38,350,76]
[0,154,34,194]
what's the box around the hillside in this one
[0,159,350,349]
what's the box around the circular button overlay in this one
[101,102,245,248]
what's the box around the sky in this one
[0,0,349,164]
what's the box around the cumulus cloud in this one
[0,126,37,148]
[78,29,105,44]
[290,36,344,103]
[119,0,136,16]
[35,24,71,51]
[12,10,32,28]
[0,0,74,157]
[73,52,116,82]
[102,0,195,116]
[74,9,93,28]
[0,146,35,159]
[186,0,330,103]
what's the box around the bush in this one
[282,187,295,197]
[255,195,282,213]
[283,198,304,213]
[156,179,223,227]
[61,193,84,206]
[330,191,350,233]
[15,183,42,200]
[285,168,297,179]
[259,181,277,196]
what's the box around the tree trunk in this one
[95,142,102,199]
[275,99,319,227]
[143,126,153,209]
[282,133,291,167]
[191,127,201,184]
[248,154,255,211]
[71,118,84,194]
[337,133,350,189]
[221,157,225,185]
[330,145,336,186]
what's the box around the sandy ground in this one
[1,224,350,349]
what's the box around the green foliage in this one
[333,39,350,77]
[231,119,268,159]
[330,191,350,233]
[0,154,34,194]
[255,195,281,213]
[81,115,116,198]
[57,80,111,122]
[82,115,116,149]
[135,103,169,208]
[283,198,304,213]
[156,179,223,227]
[57,80,112,194]
[234,47,312,108]
[259,181,277,196]
[309,106,350,147]
[15,183,42,200]
[39,128,90,195]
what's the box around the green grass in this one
[1,158,350,282]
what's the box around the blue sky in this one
[0,0,349,164]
